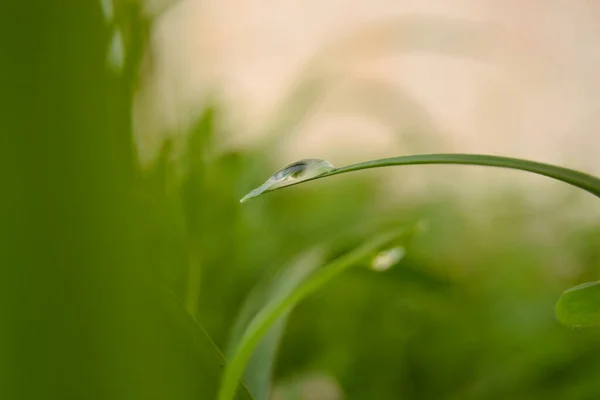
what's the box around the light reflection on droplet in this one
[240,158,335,203]
[371,246,405,272]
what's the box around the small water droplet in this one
[240,158,335,203]
[371,246,405,272]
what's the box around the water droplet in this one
[371,246,405,272]
[240,158,335,203]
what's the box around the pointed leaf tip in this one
[556,280,600,327]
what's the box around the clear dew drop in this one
[370,246,405,272]
[240,158,335,203]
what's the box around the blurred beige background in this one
[133,0,600,216]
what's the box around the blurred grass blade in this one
[556,281,600,328]
[165,292,256,400]
[226,249,325,400]
[218,227,413,400]
[254,154,600,200]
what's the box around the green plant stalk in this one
[265,154,600,199]
[225,248,325,400]
[185,246,202,316]
[217,229,406,400]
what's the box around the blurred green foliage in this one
[1,1,600,400]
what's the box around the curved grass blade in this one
[555,281,600,328]
[225,249,325,400]
[244,154,600,200]
[217,227,413,400]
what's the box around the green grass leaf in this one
[258,153,600,200]
[217,227,414,400]
[225,249,325,400]
[556,281,600,328]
